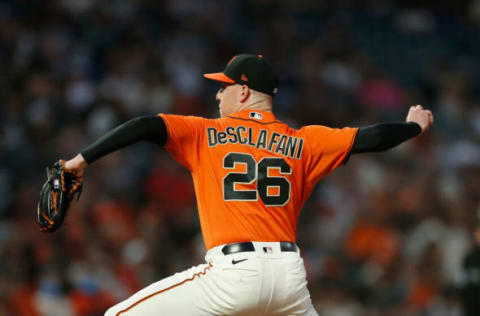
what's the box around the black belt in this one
[221,241,297,255]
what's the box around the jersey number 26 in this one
[223,152,291,206]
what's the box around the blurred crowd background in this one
[1,0,480,315]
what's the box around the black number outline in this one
[222,152,258,201]
[257,157,292,206]
[222,153,292,206]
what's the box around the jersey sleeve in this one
[157,113,206,171]
[302,125,358,183]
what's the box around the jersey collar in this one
[227,110,280,124]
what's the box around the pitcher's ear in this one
[240,85,250,103]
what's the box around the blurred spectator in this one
[459,210,480,316]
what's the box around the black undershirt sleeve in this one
[350,122,422,154]
[80,115,167,164]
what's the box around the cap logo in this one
[241,74,248,82]
[227,56,237,66]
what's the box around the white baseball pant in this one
[105,241,318,315]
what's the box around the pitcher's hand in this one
[406,105,434,133]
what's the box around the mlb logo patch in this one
[263,246,273,254]
[249,112,263,120]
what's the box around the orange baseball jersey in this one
[158,110,358,250]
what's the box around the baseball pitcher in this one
[55,54,433,315]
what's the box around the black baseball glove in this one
[37,160,83,232]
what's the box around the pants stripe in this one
[116,263,213,316]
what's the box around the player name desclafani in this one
[207,126,304,159]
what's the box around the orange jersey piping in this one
[115,263,213,315]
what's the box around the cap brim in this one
[203,73,235,83]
